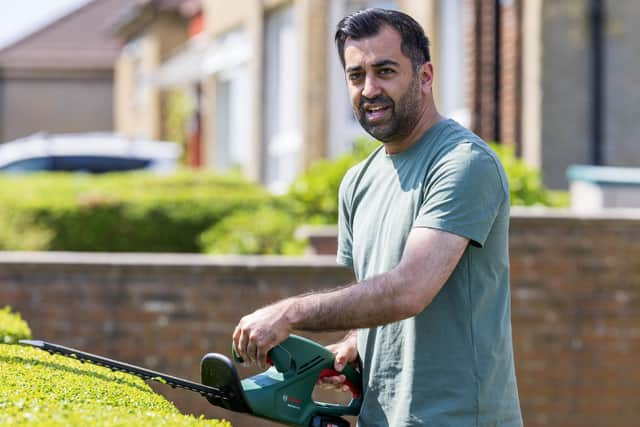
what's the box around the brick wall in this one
[509,208,640,427]
[1,209,639,426]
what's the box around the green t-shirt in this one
[337,119,522,426]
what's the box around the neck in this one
[383,102,444,155]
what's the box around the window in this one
[263,5,301,193]
[206,29,252,173]
[438,0,470,126]
[214,65,251,172]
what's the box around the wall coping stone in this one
[510,206,640,220]
[0,252,344,269]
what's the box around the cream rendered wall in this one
[113,16,187,140]
[113,36,161,139]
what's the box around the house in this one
[112,0,202,167]
[114,0,640,191]
[521,0,640,188]
[197,0,523,192]
[0,0,130,143]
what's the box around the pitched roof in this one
[113,0,201,41]
[0,0,132,71]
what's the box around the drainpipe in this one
[589,0,605,165]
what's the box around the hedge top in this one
[0,306,32,344]
[0,308,230,427]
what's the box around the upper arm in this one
[414,143,507,247]
[392,227,469,315]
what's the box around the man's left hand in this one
[232,299,295,369]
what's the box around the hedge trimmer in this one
[20,334,362,427]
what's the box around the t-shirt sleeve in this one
[336,168,355,267]
[413,143,507,247]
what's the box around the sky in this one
[0,0,91,50]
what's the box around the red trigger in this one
[318,368,361,399]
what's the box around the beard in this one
[354,74,423,142]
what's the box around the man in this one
[233,8,522,426]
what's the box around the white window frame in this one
[437,0,470,126]
[263,5,302,194]
[204,28,253,173]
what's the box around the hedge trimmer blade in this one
[19,340,237,404]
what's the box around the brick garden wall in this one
[1,208,639,426]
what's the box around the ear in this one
[419,62,434,93]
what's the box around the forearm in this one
[233,228,468,367]
[286,230,468,332]
[286,267,420,332]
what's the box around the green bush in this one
[489,143,568,207]
[199,204,307,255]
[0,306,32,344]
[286,139,566,227]
[0,139,565,256]
[0,171,270,252]
[267,139,567,254]
[287,138,379,224]
[0,309,229,426]
[198,139,380,255]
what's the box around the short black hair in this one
[334,8,431,70]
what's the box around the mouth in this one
[362,104,391,123]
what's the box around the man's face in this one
[343,26,424,142]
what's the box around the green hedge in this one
[286,139,379,225]
[0,307,32,344]
[0,140,567,255]
[0,171,269,252]
[0,308,229,426]
[489,143,569,207]
[200,139,569,255]
[199,204,307,255]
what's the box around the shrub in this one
[199,204,307,255]
[287,138,379,224]
[286,139,567,227]
[199,139,380,255]
[0,306,32,344]
[489,143,568,207]
[0,309,229,426]
[0,171,270,252]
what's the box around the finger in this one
[335,343,358,371]
[334,351,349,371]
[232,326,242,359]
[325,343,340,353]
[318,374,345,385]
[256,345,271,370]
[236,329,250,364]
[246,339,257,365]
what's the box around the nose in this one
[362,75,382,99]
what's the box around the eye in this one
[378,68,395,76]
[348,72,363,82]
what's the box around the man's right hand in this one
[318,331,359,392]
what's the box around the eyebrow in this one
[372,59,400,68]
[345,59,400,73]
